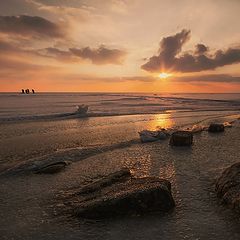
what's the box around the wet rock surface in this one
[35,161,67,174]
[139,130,169,143]
[216,162,240,212]
[58,169,175,219]
[169,131,193,147]
[208,123,225,133]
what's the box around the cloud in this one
[195,44,208,55]
[37,47,77,62]
[0,38,127,66]
[0,15,64,38]
[28,0,92,22]
[141,29,240,73]
[37,45,127,65]
[70,45,127,65]
[173,74,240,83]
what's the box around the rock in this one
[169,131,193,147]
[139,130,168,143]
[78,168,132,194]
[189,124,205,133]
[62,170,175,219]
[208,123,224,133]
[76,105,88,115]
[216,162,240,211]
[223,122,232,128]
[35,161,67,174]
[156,131,169,140]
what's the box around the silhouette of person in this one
[21,89,25,94]
[32,89,35,94]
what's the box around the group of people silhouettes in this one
[21,89,35,94]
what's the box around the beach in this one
[0,93,240,239]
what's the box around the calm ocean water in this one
[0,92,240,121]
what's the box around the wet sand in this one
[0,116,240,239]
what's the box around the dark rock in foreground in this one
[208,123,225,133]
[61,169,175,219]
[169,131,193,147]
[216,162,240,211]
[35,161,67,174]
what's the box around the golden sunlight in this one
[159,72,172,79]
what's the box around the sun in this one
[159,72,172,79]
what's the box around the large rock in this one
[208,123,224,133]
[169,131,193,147]
[216,162,240,211]
[61,169,175,219]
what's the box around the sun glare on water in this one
[159,72,172,79]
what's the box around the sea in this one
[0,92,240,122]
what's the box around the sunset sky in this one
[0,0,240,92]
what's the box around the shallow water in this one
[0,93,240,239]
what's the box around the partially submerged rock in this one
[216,162,240,211]
[35,161,67,174]
[188,124,207,133]
[208,123,224,133]
[169,131,193,147]
[139,129,169,143]
[61,169,175,219]
[76,104,89,115]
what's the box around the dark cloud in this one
[142,29,190,72]
[37,45,127,65]
[0,38,126,66]
[142,29,240,73]
[70,45,127,65]
[195,44,208,55]
[0,15,64,38]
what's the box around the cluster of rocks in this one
[139,123,226,147]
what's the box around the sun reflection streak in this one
[148,113,174,130]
